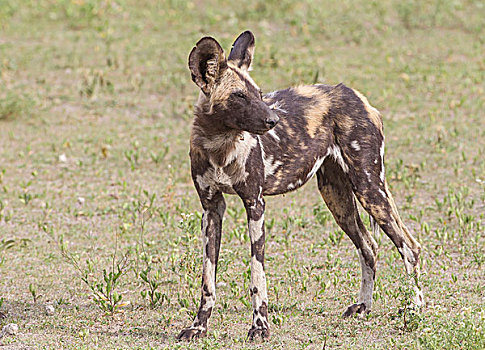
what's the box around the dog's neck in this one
[191,93,251,168]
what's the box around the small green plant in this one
[124,141,140,170]
[51,228,131,315]
[19,180,36,206]
[139,260,167,309]
[391,275,424,332]
[79,69,114,98]
[313,203,332,227]
[29,283,42,304]
[149,145,169,164]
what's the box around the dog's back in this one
[260,83,383,195]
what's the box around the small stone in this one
[45,304,55,316]
[58,154,67,163]
[77,197,85,205]
[0,323,18,338]
[216,282,227,288]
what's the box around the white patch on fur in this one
[378,188,387,198]
[357,249,374,307]
[249,215,265,243]
[258,186,264,206]
[399,243,416,274]
[203,131,257,170]
[201,211,209,236]
[327,144,349,173]
[268,100,287,114]
[287,179,304,190]
[267,129,280,142]
[351,140,361,151]
[364,170,372,183]
[413,286,425,307]
[250,256,268,308]
[259,138,283,178]
[264,90,278,99]
[379,141,385,182]
[196,174,210,191]
[369,216,380,236]
[198,132,257,193]
[307,156,327,180]
[202,258,216,310]
[225,132,257,167]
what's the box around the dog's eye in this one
[233,91,246,99]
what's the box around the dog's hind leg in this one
[317,158,378,317]
[342,141,424,308]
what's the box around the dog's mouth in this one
[252,128,272,135]
[252,123,279,135]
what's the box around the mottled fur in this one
[178,31,423,342]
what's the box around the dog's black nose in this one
[265,114,279,129]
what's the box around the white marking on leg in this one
[379,141,385,182]
[250,256,268,313]
[378,188,387,198]
[196,174,210,191]
[258,186,264,206]
[201,211,209,235]
[398,243,416,274]
[249,214,264,243]
[413,286,424,307]
[307,156,327,180]
[369,216,380,236]
[351,140,361,151]
[327,144,349,173]
[202,258,216,311]
[364,170,372,183]
[357,249,374,308]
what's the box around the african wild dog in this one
[178,31,423,341]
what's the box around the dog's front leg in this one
[243,190,270,340]
[177,191,226,341]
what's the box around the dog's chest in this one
[195,164,242,195]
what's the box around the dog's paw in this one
[342,303,368,318]
[177,327,206,341]
[247,326,270,341]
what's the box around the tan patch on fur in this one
[293,85,319,98]
[293,86,331,138]
[209,69,246,108]
[336,114,355,134]
[278,117,295,137]
[227,62,260,91]
[352,89,383,133]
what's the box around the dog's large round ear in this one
[228,31,255,71]
[188,37,227,95]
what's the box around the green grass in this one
[0,0,484,349]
